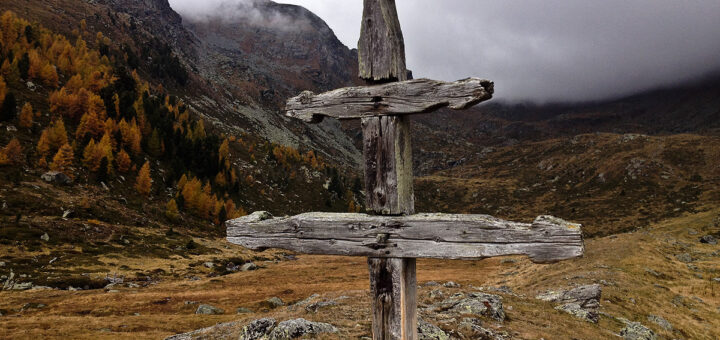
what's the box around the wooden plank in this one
[369,258,417,340]
[358,0,406,81]
[362,115,414,215]
[285,78,494,123]
[226,212,585,263]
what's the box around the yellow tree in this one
[18,102,33,128]
[135,161,152,196]
[116,149,131,173]
[165,199,179,220]
[40,64,58,88]
[0,138,23,166]
[49,143,74,176]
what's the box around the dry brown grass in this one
[1,208,719,339]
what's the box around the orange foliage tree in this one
[135,161,152,196]
[116,149,132,173]
[49,143,74,176]
[37,119,68,157]
[18,102,33,128]
[0,138,23,166]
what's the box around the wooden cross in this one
[227,1,584,339]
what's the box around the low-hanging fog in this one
[170,0,720,103]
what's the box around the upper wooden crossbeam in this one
[227,211,583,263]
[285,78,494,123]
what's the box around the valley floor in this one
[1,209,719,339]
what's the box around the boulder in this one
[700,235,717,245]
[260,297,284,309]
[195,304,224,315]
[267,318,337,339]
[536,284,601,308]
[418,318,449,340]
[647,315,672,331]
[620,321,656,340]
[448,292,505,321]
[41,171,72,185]
[240,262,258,271]
[165,321,242,340]
[443,281,460,288]
[240,318,276,340]
[236,307,253,314]
[555,303,598,323]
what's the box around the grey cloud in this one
[170,0,720,102]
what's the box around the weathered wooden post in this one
[228,1,584,339]
[360,1,415,338]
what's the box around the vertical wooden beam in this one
[358,0,406,82]
[359,1,417,339]
[359,0,413,216]
[361,115,414,215]
[368,258,417,340]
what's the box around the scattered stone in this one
[687,229,698,235]
[203,262,214,268]
[40,233,50,242]
[195,304,224,315]
[26,81,36,91]
[700,235,717,245]
[418,318,449,340]
[261,297,284,309]
[41,171,72,185]
[555,303,598,323]
[236,307,253,314]
[620,321,656,340]
[184,301,198,305]
[675,253,692,263]
[447,292,505,321]
[424,281,440,287]
[62,210,72,218]
[240,262,258,271]
[6,125,16,132]
[21,303,47,311]
[240,318,276,340]
[165,321,243,340]
[305,300,336,313]
[429,289,444,299]
[268,318,337,339]
[536,284,601,308]
[443,281,460,288]
[647,315,672,331]
[712,277,720,283]
[0,262,5,267]
[12,282,33,290]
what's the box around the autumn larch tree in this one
[165,199,179,220]
[116,149,131,173]
[0,138,23,166]
[49,143,75,177]
[18,102,33,128]
[135,160,152,196]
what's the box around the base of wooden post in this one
[368,257,417,340]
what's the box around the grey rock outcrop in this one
[41,171,72,185]
[555,303,598,323]
[537,284,601,322]
[195,304,224,315]
[620,321,656,340]
[536,284,601,308]
[267,318,337,340]
[439,292,505,321]
[418,318,449,340]
[647,315,672,331]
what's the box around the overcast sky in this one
[170,0,720,103]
